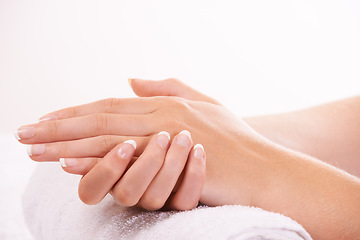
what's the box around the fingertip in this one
[175,130,193,147]
[128,78,167,97]
[157,131,171,148]
[78,187,100,205]
[124,139,137,149]
[59,158,89,175]
[193,144,205,161]
[116,140,137,161]
[179,130,191,139]
[128,78,144,96]
[128,78,133,87]
[158,130,170,140]
[13,129,20,140]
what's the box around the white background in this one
[1,0,360,134]
[0,1,360,238]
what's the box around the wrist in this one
[201,128,279,207]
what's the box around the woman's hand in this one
[74,130,206,211]
[15,79,265,207]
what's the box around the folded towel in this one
[23,163,312,240]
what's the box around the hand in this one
[75,130,206,211]
[16,79,266,207]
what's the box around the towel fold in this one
[23,163,312,240]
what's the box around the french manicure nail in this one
[26,144,46,156]
[59,158,78,167]
[124,140,137,149]
[177,130,191,146]
[118,140,136,159]
[128,78,133,86]
[14,126,36,140]
[193,144,205,160]
[39,115,57,122]
[157,131,170,148]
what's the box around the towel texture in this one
[23,164,312,240]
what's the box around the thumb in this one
[128,78,220,105]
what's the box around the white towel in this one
[23,163,312,240]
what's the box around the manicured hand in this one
[73,130,206,211]
[15,78,218,164]
[15,78,267,208]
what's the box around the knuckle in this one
[67,106,77,118]
[114,186,138,207]
[47,120,59,137]
[141,195,165,211]
[170,96,188,107]
[155,119,184,137]
[101,163,119,179]
[152,97,191,133]
[102,98,121,111]
[187,166,204,181]
[93,114,108,133]
[155,96,191,115]
[169,98,192,117]
[145,152,165,169]
[58,142,68,156]
[172,199,197,211]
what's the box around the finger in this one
[111,131,172,207]
[165,144,206,211]
[26,135,149,162]
[60,157,99,175]
[60,156,138,175]
[16,113,154,144]
[129,78,221,105]
[138,130,193,211]
[78,140,136,205]
[39,97,158,122]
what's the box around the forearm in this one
[256,140,360,240]
[244,96,360,177]
[214,135,360,240]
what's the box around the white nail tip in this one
[14,130,20,140]
[158,131,170,140]
[194,144,204,151]
[26,145,32,156]
[59,158,66,167]
[180,130,191,139]
[124,140,137,149]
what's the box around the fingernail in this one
[124,140,137,149]
[177,130,191,146]
[157,131,170,148]
[39,115,57,122]
[14,126,35,140]
[128,78,133,86]
[118,140,136,158]
[26,144,46,156]
[59,158,78,167]
[193,144,205,160]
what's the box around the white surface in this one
[0,134,36,240]
[1,0,360,134]
[23,164,311,240]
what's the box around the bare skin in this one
[16,78,360,239]
[76,130,206,211]
[245,96,360,178]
